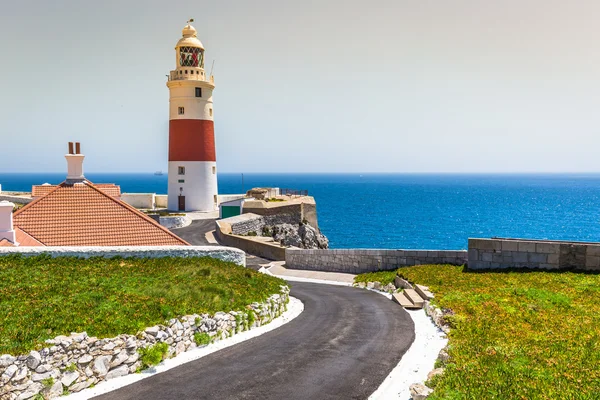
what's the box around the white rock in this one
[105,365,129,380]
[70,379,93,393]
[77,355,93,365]
[12,367,28,382]
[61,371,79,387]
[0,354,16,368]
[16,383,43,400]
[110,350,129,368]
[42,380,63,399]
[125,352,139,364]
[409,383,433,400]
[92,356,110,377]
[145,326,160,336]
[25,351,41,370]
[31,371,52,382]
[2,364,18,380]
[175,341,186,356]
[102,342,116,351]
[35,364,51,373]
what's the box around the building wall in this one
[167,161,217,211]
[468,238,600,270]
[285,249,467,274]
[121,193,156,209]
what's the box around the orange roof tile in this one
[14,181,187,247]
[0,239,16,247]
[15,228,44,246]
[32,183,121,198]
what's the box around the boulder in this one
[0,354,16,368]
[25,351,41,370]
[105,365,129,380]
[427,368,444,380]
[61,371,79,387]
[92,356,111,377]
[409,383,433,400]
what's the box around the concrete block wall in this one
[285,249,467,274]
[468,238,600,271]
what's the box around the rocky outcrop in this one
[0,287,289,400]
[271,223,329,250]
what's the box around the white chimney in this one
[0,201,17,245]
[65,142,85,182]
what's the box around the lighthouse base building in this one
[167,21,218,212]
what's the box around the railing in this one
[167,71,215,84]
[280,188,308,198]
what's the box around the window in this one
[195,87,202,98]
[185,70,188,74]
[212,166,216,174]
[179,46,204,68]
[196,71,199,74]
[178,179,185,183]
[178,166,185,175]
[209,108,213,117]
[178,107,184,115]
[214,195,218,204]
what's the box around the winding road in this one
[94,282,415,400]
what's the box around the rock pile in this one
[0,287,289,400]
[270,223,329,249]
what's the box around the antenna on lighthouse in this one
[187,18,194,24]
[210,60,215,77]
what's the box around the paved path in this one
[170,219,216,246]
[269,262,356,284]
[94,282,415,400]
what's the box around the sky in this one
[1,0,600,173]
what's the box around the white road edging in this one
[63,296,304,400]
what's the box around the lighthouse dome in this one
[176,22,204,50]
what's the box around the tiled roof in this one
[0,239,15,247]
[15,228,44,246]
[32,183,121,198]
[14,181,188,247]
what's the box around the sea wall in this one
[469,238,600,270]
[286,249,467,274]
[0,287,289,399]
[215,220,286,261]
[0,246,245,267]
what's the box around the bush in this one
[193,332,211,346]
[138,342,169,369]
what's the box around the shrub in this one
[193,332,211,346]
[138,342,169,369]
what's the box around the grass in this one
[138,342,169,369]
[0,255,285,355]
[353,270,397,286]
[391,265,600,399]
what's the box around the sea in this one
[1,173,600,250]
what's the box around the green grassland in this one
[358,265,600,399]
[0,255,285,355]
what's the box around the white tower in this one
[167,20,218,212]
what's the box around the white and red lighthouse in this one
[167,20,218,212]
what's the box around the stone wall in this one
[0,287,289,399]
[0,246,246,267]
[285,249,467,274]
[215,220,287,261]
[224,213,265,235]
[468,238,600,270]
[242,197,319,230]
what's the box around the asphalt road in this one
[94,282,415,400]
[170,219,216,246]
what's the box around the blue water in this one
[2,173,600,250]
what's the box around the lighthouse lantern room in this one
[167,20,218,212]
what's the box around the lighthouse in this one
[167,20,218,212]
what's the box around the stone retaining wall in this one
[0,195,32,205]
[285,249,467,274]
[0,287,289,399]
[0,246,246,267]
[469,238,600,270]
[215,220,286,261]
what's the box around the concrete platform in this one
[403,289,425,308]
